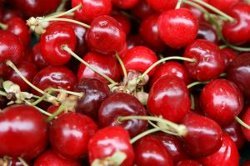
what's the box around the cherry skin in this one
[126,35,147,51]
[32,43,49,69]
[112,11,131,35]
[222,3,250,45]
[86,15,126,55]
[207,0,239,13]
[241,107,250,141]
[158,8,198,48]
[0,30,24,64]
[34,150,81,166]
[0,105,48,160]
[77,52,122,84]
[199,133,239,166]
[112,0,140,9]
[98,93,148,137]
[184,39,225,81]
[74,78,110,120]
[177,160,202,166]
[134,135,173,166]
[40,23,77,66]
[148,76,190,123]
[72,0,112,23]
[197,22,218,43]
[122,46,158,76]
[220,48,237,69]
[88,126,134,166]
[200,79,243,126]
[49,112,98,159]
[146,0,177,12]
[131,0,155,20]
[181,112,223,157]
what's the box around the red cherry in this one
[98,93,147,137]
[40,23,77,66]
[34,150,81,166]
[243,160,250,166]
[146,0,177,12]
[200,79,243,126]
[220,48,237,69]
[134,135,173,166]
[184,39,225,81]
[126,35,147,50]
[148,76,190,123]
[177,160,202,166]
[241,107,250,141]
[197,22,218,43]
[86,15,126,55]
[112,11,131,35]
[0,105,48,160]
[112,0,140,9]
[88,126,134,166]
[158,8,198,48]
[207,0,239,13]
[72,0,112,23]
[199,133,239,166]
[181,112,223,157]
[131,0,155,20]
[77,52,122,83]
[1,8,23,22]
[50,112,97,159]
[31,43,49,69]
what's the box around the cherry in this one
[112,11,131,35]
[148,76,190,123]
[139,14,165,51]
[8,61,37,91]
[86,15,126,55]
[77,52,122,84]
[98,93,148,137]
[88,126,134,166]
[158,8,198,48]
[0,105,48,160]
[197,22,218,43]
[146,0,177,12]
[112,0,140,9]
[207,0,239,13]
[177,160,202,166]
[72,0,112,23]
[122,46,158,76]
[0,30,24,64]
[40,23,77,66]
[31,43,49,69]
[74,78,110,120]
[34,150,81,166]
[243,160,250,166]
[49,112,97,159]
[131,0,155,20]
[220,48,237,69]
[181,112,223,157]
[200,79,243,126]
[184,39,225,81]
[134,135,173,166]
[241,107,250,141]
[199,133,239,166]
[222,3,250,45]
[126,35,147,50]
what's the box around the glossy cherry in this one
[158,8,198,48]
[86,15,126,55]
[98,93,147,137]
[126,35,147,50]
[181,112,223,157]
[197,22,218,43]
[34,150,81,166]
[0,105,48,160]
[72,0,112,23]
[148,76,190,123]
[32,43,49,69]
[241,107,250,141]
[112,0,140,9]
[74,78,110,120]
[88,126,134,166]
[112,11,131,35]
[177,160,202,166]
[220,48,237,69]
[184,39,225,81]
[134,135,173,166]
[40,23,77,66]
[49,112,98,159]
[131,0,155,20]
[146,0,177,12]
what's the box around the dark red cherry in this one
[8,61,37,91]
[199,133,239,166]
[72,0,112,23]
[131,0,155,20]
[139,15,165,51]
[32,66,77,92]
[126,35,147,50]
[148,76,190,123]
[40,23,77,66]
[243,160,250,166]
[122,46,158,75]
[0,105,48,160]
[222,3,250,45]
[74,78,110,120]
[98,93,147,137]
[207,0,239,13]
[34,150,81,166]
[88,126,134,166]
[50,112,97,159]
[134,135,173,166]
[200,79,243,126]
[146,0,177,12]
[1,8,23,22]
[158,8,198,48]
[220,48,237,69]
[0,30,24,64]
[184,39,225,81]
[112,0,140,9]
[77,52,122,83]
[112,11,131,35]
[181,112,223,157]
[197,22,218,43]
[241,107,250,141]
[86,15,126,55]
[32,43,49,69]
[177,160,202,166]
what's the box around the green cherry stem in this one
[148,120,179,136]
[47,104,67,121]
[55,0,70,13]
[115,52,128,84]
[235,116,250,130]
[24,99,53,116]
[47,87,84,98]
[0,22,7,30]
[130,128,161,144]
[175,0,183,9]
[18,157,29,166]
[187,81,208,89]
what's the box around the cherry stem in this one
[187,81,208,89]
[62,45,118,85]
[176,0,183,9]
[48,4,81,19]
[0,22,7,30]
[56,0,69,12]
[24,99,53,116]
[148,120,179,136]
[47,104,66,121]
[18,157,29,166]
[115,52,128,84]
[235,116,250,130]
[0,90,7,97]
[226,44,250,52]
[138,56,195,82]
[47,87,83,98]
[190,94,195,110]
[130,128,161,144]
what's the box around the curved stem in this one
[115,52,128,84]
[187,81,208,89]
[176,0,183,9]
[62,45,117,85]
[0,22,7,30]
[0,90,7,97]
[130,128,161,144]
[226,44,250,52]
[48,88,83,98]
[235,116,250,129]
[18,157,29,166]
[47,104,66,121]
[24,100,52,116]
[56,0,70,13]
[148,120,179,136]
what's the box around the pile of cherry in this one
[1,0,250,165]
